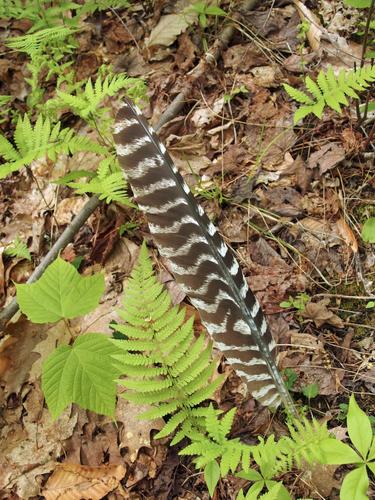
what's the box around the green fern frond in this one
[284,64,375,123]
[111,243,224,437]
[67,157,132,205]
[0,114,106,179]
[6,26,76,57]
[80,0,130,15]
[4,236,31,261]
[55,74,140,119]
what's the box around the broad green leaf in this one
[367,461,375,474]
[367,437,375,461]
[237,469,263,482]
[263,482,292,500]
[361,218,375,243]
[204,6,227,16]
[42,333,121,419]
[340,465,369,500]
[347,395,373,459]
[246,481,264,498]
[16,257,104,323]
[302,382,319,399]
[320,438,361,464]
[204,460,220,498]
[343,0,371,7]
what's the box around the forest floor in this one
[0,0,374,499]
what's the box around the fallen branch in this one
[0,0,260,334]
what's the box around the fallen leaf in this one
[307,143,346,174]
[301,299,344,328]
[146,12,196,48]
[335,217,358,253]
[293,0,323,51]
[43,463,126,500]
[116,398,164,463]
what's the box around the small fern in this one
[111,243,225,436]
[6,26,76,58]
[284,64,375,123]
[0,114,106,179]
[180,405,253,474]
[4,236,31,261]
[66,157,132,206]
[53,74,146,120]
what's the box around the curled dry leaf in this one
[293,0,323,51]
[307,143,346,175]
[335,217,358,253]
[43,463,126,500]
[301,299,344,328]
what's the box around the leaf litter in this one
[0,0,374,498]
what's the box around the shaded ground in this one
[0,0,374,498]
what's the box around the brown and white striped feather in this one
[114,98,295,411]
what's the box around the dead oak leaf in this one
[301,299,344,328]
[43,463,126,500]
[307,143,346,174]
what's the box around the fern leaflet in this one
[55,74,145,119]
[4,236,31,261]
[66,157,132,206]
[111,243,225,436]
[284,64,375,123]
[0,114,106,179]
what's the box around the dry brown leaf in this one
[116,398,164,463]
[301,299,344,328]
[307,143,346,174]
[335,217,358,253]
[304,463,340,498]
[43,463,126,500]
[293,0,323,51]
[250,65,282,88]
[54,197,87,225]
[146,12,196,48]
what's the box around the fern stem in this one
[360,0,375,67]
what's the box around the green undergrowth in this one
[14,243,375,500]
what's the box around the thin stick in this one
[0,195,101,332]
[0,0,261,334]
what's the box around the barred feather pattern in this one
[114,98,295,412]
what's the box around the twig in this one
[157,0,259,129]
[0,0,260,334]
[0,195,101,333]
[314,293,375,301]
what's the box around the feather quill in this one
[114,98,296,414]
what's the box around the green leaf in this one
[340,465,369,500]
[16,257,104,323]
[320,438,361,464]
[302,382,319,399]
[283,368,298,390]
[367,437,375,461]
[367,461,375,475]
[42,333,121,419]
[204,5,227,16]
[347,395,373,459]
[361,218,375,243]
[4,236,31,261]
[365,301,375,309]
[237,469,263,481]
[263,482,292,500]
[343,0,371,7]
[204,459,220,498]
